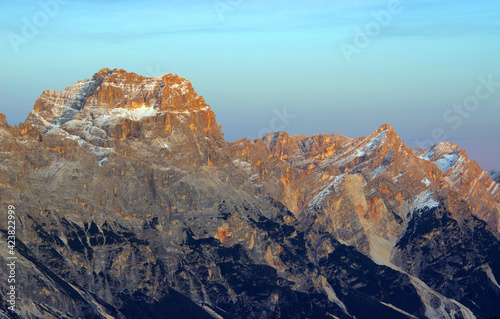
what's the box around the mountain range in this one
[0,68,499,319]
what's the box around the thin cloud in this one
[381,23,500,37]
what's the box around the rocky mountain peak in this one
[27,68,208,133]
[23,68,227,166]
[416,140,500,228]
[416,142,460,159]
[372,123,403,144]
[28,69,208,123]
[93,67,114,79]
[0,113,9,129]
[377,123,395,133]
[93,68,203,111]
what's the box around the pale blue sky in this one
[1,0,499,169]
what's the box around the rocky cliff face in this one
[416,143,500,232]
[0,69,499,319]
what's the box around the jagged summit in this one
[377,123,395,133]
[256,122,413,176]
[27,68,209,133]
[0,113,9,129]
[23,68,226,166]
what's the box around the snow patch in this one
[486,266,500,290]
[233,159,252,175]
[418,145,460,172]
[154,138,171,152]
[323,132,387,167]
[492,183,499,195]
[487,181,495,193]
[109,105,157,121]
[368,163,389,176]
[358,131,387,157]
[393,172,403,183]
[411,190,439,213]
[418,149,434,161]
[410,276,476,319]
[163,142,171,152]
[466,173,484,200]
[170,80,190,95]
[309,179,337,209]
[98,157,108,166]
[380,302,419,319]
[65,134,80,141]
[87,145,113,157]
[421,178,432,187]
[30,111,53,129]
[366,188,376,196]
[201,305,225,319]
[434,153,459,171]
[103,81,160,99]
[321,277,350,318]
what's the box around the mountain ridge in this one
[0,68,499,319]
